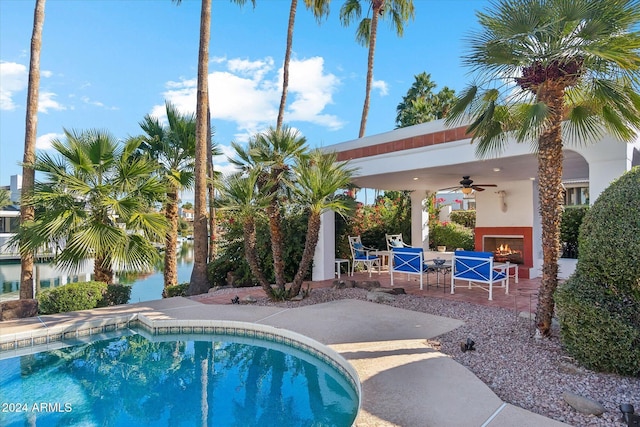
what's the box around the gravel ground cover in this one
[209,286,639,427]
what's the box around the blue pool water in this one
[0,331,359,427]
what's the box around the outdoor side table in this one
[335,258,350,278]
[425,261,452,292]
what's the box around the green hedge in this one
[560,206,588,258]
[429,222,474,251]
[449,210,476,228]
[37,281,131,314]
[164,282,189,298]
[555,166,640,376]
[38,281,108,314]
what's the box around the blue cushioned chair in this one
[348,236,381,277]
[390,247,430,290]
[450,250,508,300]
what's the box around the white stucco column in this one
[410,191,429,250]
[312,210,335,281]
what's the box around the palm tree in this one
[137,101,196,292]
[277,0,331,130]
[339,0,415,138]
[395,72,456,128]
[446,0,640,337]
[0,189,11,209]
[173,0,255,295]
[17,129,168,284]
[289,149,355,296]
[218,171,273,296]
[229,126,307,293]
[19,0,46,300]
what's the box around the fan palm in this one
[137,101,200,292]
[229,126,308,292]
[17,129,168,284]
[288,149,356,296]
[339,0,415,137]
[446,0,640,337]
[0,189,11,209]
[218,171,273,295]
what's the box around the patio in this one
[193,269,541,319]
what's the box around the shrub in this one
[560,206,589,258]
[449,210,476,229]
[429,222,474,251]
[164,282,189,298]
[208,209,311,288]
[99,284,132,307]
[555,166,640,376]
[38,281,108,314]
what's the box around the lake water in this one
[0,243,194,303]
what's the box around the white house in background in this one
[312,119,640,282]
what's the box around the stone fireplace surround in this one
[474,226,533,279]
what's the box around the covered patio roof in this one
[327,120,591,193]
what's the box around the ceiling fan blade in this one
[437,186,462,192]
[474,184,497,188]
[472,186,486,192]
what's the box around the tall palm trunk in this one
[206,105,217,262]
[358,0,383,138]
[290,211,321,297]
[535,83,565,337]
[189,0,211,295]
[277,0,298,130]
[242,217,273,296]
[20,0,46,300]
[164,188,179,290]
[267,200,286,290]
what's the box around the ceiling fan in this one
[439,176,497,194]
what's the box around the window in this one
[563,185,589,206]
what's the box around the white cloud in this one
[286,57,343,129]
[38,91,66,113]
[41,70,53,78]
[80,95,118,110]
[372,79,389,96]
[152,55,343,142]
[0,61,27,110]
[36,132,64,150]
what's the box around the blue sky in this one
[0,0,489,190]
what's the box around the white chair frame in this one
[348,236,381,277]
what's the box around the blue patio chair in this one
[390,247,430,290]
[450,250,508,300]
[348,236,381,277]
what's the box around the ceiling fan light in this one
[461,187,473,195]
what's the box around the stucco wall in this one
[475,180,535,228]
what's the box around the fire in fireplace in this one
[483,236,525,264]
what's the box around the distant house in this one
[0,205,20,257]
[179,208,195,222]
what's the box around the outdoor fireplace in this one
[483,235,525,265]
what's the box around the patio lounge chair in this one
[348,236,381,277]
[390,247,430,290]
[450,250,508,300]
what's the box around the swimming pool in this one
[0,323,360,427]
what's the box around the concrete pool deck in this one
[0,297,569,427]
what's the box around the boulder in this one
[354,280,382,290]
[562,391,606,415]
[366,291,395,303]
[0,299,39,321]
[242,295,257,304]
[333,280,356,289]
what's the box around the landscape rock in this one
[562,391,606,415]
[0,299,38,321]
[333,280,356,289]
[354,280,382,290]
[366,290,396,303]
[374,287,406,295]
[290,293,304,301]
[242,295,257,303]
